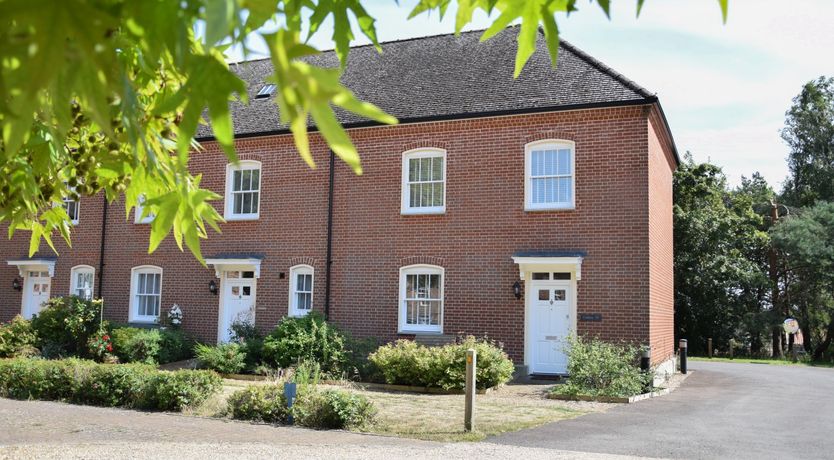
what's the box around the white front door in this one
[23,271,51,319]
[529,281,572,374]
[218,271,256,342]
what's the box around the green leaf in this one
[205,0,235,46]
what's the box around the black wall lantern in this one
[12,277,22,291]
[512,281,522,300]
[208,280,218,295]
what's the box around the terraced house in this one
[0,29,678,376]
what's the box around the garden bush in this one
[262,313,347,376]
[30,296,103,358]
[227,384,288,423]
[110,327,193,365]
[0,358,220,411]
[0,316,39,358]
[292,389,376,430]
[157,328,194,364]
[368,336,515,390]
[230,320,264,371]
[552,336,651,398]
[195,343,246,374]
[141,369,222,411]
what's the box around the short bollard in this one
[640,347,652,391]
[464,348,477,432]
[679,339,688,374]
[729,339,735,359]
[707,338,713,359]
[284,382,297,425]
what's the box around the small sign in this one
[579,313,602,322]
[783,318,800,334]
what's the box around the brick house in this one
[0,29,677,376]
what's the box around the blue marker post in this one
[284,382,297,424]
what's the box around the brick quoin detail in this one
[0,106,676,367]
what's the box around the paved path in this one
[491,360,834,459]
[0,397,643,459]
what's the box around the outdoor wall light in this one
[208,280,218,295]
[513,281,522,300]
[12,277,21,291]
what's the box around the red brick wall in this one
[647,106,677,364]
[0,105,676,366]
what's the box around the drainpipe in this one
[323,149,335,320]
[97,194,108,299]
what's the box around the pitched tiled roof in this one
[196,27,658,139]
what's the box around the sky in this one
[231,0,834,189]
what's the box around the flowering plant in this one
[88,330,114,361]
[167,304,183,327]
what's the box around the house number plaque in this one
[579,313,603,322]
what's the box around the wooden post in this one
[707,338,713,359]
[729,339,734,359]
[464,348,476,432]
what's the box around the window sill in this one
[398,329,443,335]
[401,207,446,216]
[225,214,260,222]
[128,319,159,326]
[524,204,575,212]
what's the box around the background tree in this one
[673,154,770,355]
[781,77,834,207]
[771,202,834,360]
[0,0,730,261]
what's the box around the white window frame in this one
[69,265,95,300]
[524,140,576,211]
[288,265,314,317]
[398,264,444,334]
[61,186,80,225]
[129,265,163,323]
[401,148,446,215]
[134,194,155,224]
[224,160,262,221]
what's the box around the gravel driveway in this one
[0,397,644,459]
[491,360,834,459]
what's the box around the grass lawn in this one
[192,379,604,442]
[690,356,834,368]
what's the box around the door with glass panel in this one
[219,270,256,342]
[529,279,572,374]
[23,271,51,319]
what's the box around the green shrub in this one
[0,358,82,400]
[553,336,650,398]
[142,370,222,411]
[74,362,156,407]
[343,336,380,381]
[230,320,264,371]
[0,316,39,358]
[30,296,103,358]
[111,327,193,364]
[227,384,288,423]
[262,313,347,376]
[195,343,246,374]
[158,328,194,364]
[0,358,220,411]
[368,337,515,390]
[292,389,376,430]
[120,329,161,364]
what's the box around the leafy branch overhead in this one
[0,0,729,262]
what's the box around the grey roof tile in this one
[197,27,656,139]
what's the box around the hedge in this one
[0,358,221,411]
[368,336,515,390]
[227,384,375,430]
